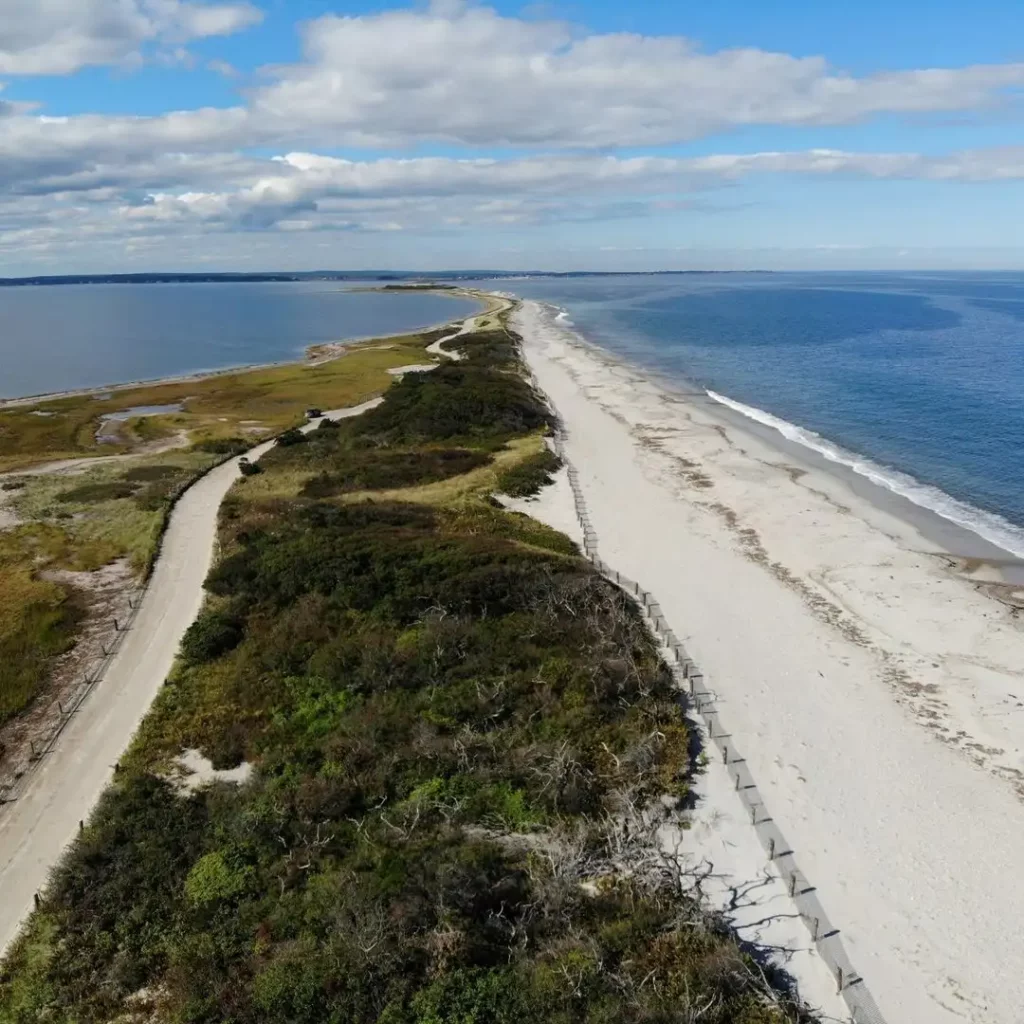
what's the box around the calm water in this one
[497,272,1024,555]
[0,283,479,399]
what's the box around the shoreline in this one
[545,304,1024,584]
[513,297,1024,1024]
[0,289,490,410]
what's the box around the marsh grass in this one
[0,330,446,473]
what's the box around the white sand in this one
[0,399,382,957]
[173,749,253,793]
[426,328,466,362]
[514,299,1024,1024]
[499,461,584,549]
[662,754,852,1021]
[386,363,439,376]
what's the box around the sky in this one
[2,0,1024,273]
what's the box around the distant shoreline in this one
[0,288,489,408]
[0,270,767,288]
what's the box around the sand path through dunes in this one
[0,398,382,956]
[514,300,1024,1024]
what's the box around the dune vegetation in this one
[0,317,811,1024]
[0,328,450,474]
[0,449,233,726]
[0,323,456,734]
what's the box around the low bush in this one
[56,481,138,504]
[351,363,552,444]
[275,429,308,448]
[134,479,178,512]
[179,608,244,665]
[192,437,250,456]
[300,448,491,497]
[496,447,562,497]
[122,465,180,483]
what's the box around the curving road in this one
[0,399,382,956]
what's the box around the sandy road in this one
[0,399,382,956]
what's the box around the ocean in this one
[0,282,479,400]
[496,272,1024,558]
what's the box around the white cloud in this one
[0,0,262,75]
[2,1,1024,267]
[3,145,1023,259]
[245,2,1024,148]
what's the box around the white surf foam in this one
[530,297,1024,560]
[707,389,1024,560]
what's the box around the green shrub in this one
[496,448,562,497]
[56,481,138,504]
[300,448,490,497]
[275,428,308,448]
[179,609,243,664]
[123,465,180,483]
[352,363,552,444]
[192,437,250,455]
[134,479,179,511]
[184,851,251,906]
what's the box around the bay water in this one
[0,282,479,400]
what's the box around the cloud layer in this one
[247,5,1024,148]
[0,0,262,75]
[1,0,1023,268]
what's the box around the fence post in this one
[768,837,776,861]
[836,966,844,993]
[749,803,757,825]
[813,916,820,941]
[789,872,797,897]
[722,744,728,765]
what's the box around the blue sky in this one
[2,0,1024,272]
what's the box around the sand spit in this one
[513,299,1024,1024]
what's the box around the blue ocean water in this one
[0,282,479,400]
[500,272,1024,556]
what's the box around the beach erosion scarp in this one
[512,298,1024,1024]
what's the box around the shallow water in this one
[0,282,478,399]
[490,272,1024,556]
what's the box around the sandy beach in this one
[514,299,1024,1024]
